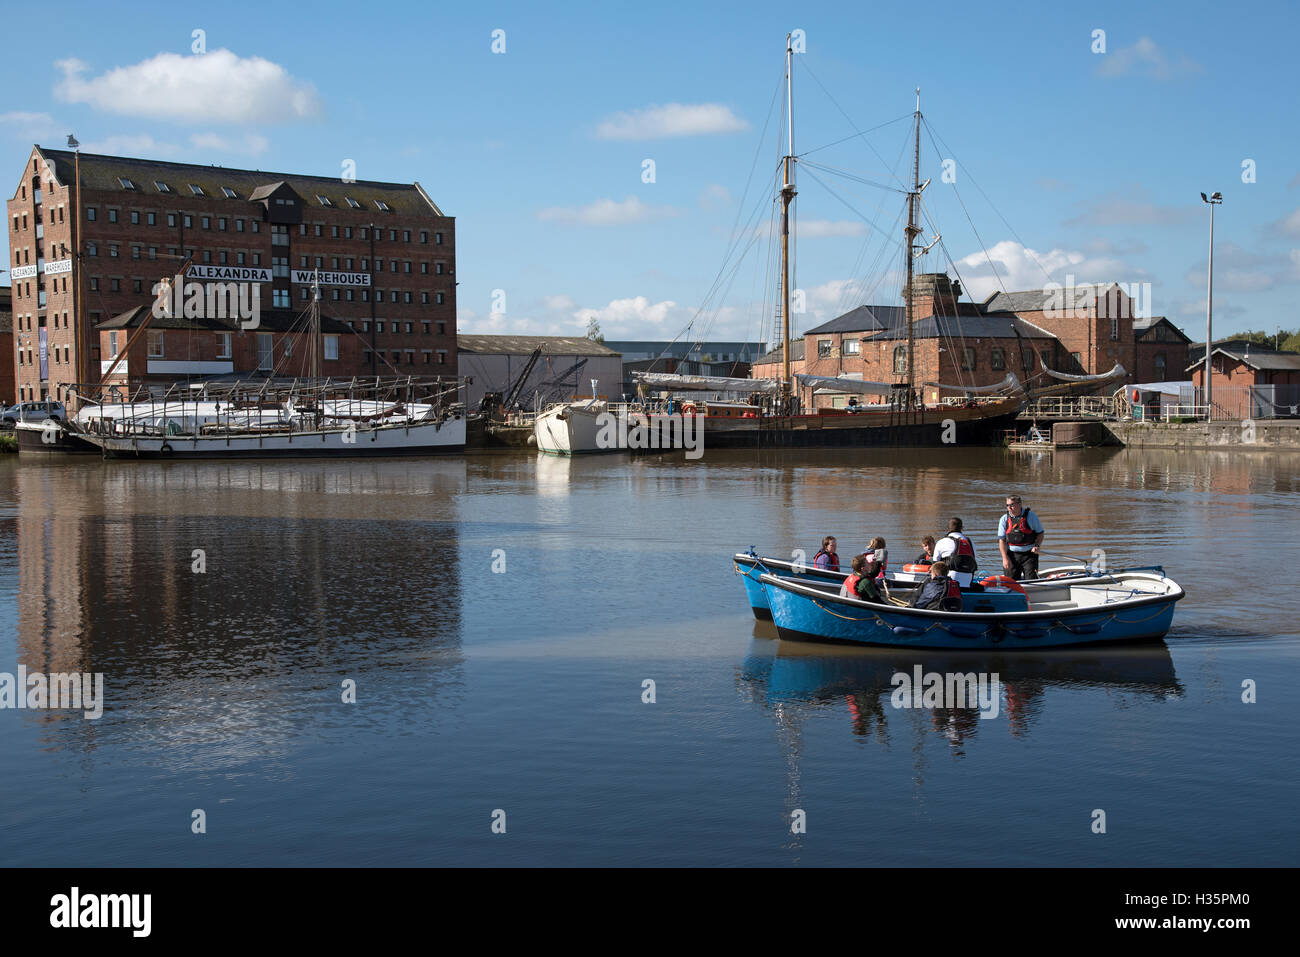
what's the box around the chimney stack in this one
[906,273,960,321]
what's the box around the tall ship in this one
[628,36,1026,447]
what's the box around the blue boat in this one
[758,568,1184,649]
[733,550,1094,621]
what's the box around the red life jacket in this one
[944,577,962,602]
[843,574,862,595]
[1006,508,1037,546]
[948,533,978,573]
[813,549,840,572]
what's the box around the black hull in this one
[15,427,100,455]
[701,409,1021,448]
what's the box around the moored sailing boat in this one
[68,274,466,458]
[628,38,1023,448]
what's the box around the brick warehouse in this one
[6,146,457,403]
[753,273,1191,409]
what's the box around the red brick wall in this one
[8,147,457,404]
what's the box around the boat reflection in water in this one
[738,627,1182,753]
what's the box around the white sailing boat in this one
[69,273,466,458]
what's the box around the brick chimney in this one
[906,273,960,320]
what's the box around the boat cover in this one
[632,372,780,393]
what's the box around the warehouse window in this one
[345,197,361,209]
[222,187,237,199]
[119,177,136,190]
[317,195,332,207]
[189,184,204,196]
[375,200,390,212]
[991,348,1005,371]
[155,181,170,193]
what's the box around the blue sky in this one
[3,0,1298,348]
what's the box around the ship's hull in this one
[14,421,100,454]
[701,401,1022,448]
[78,417,466,459]
[534,405,618,455]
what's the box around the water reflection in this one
[12,460,467,765]
[738,638,1183,750]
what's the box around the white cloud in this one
[698,183,732,210]
[955,239,1140,301]
[81,133,183,156]
[798,219,867,239]
[1096,37,1203,80]
[1066,187,1198,227]
[1183,241,1299,293]
[574,296,679,332]
[188,131,270,155]
[0,111,61,142]
[537,196,681,226]
[1269,207,1300,239]
[543,294,576,311]
[55,50,322,124]
[595,103,747,140]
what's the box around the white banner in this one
[11,264,37,280]
[292,269,371,287]
[44,258,73,275]
[188,264,272,283]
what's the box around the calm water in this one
[0,447,1296,866]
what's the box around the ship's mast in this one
[779,33,797,411]
[905,88,921,405]
[311,270,322,379]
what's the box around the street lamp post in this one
[1200,191,1222,419]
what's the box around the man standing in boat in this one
[932,518,978,586]
[998,495,1044,581]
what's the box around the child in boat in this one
[864,537,888,578]
[907,561,962,611]
[914,536,936,565]
[840,555,884,603]
[813,536,840,571]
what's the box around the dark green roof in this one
[34,147,444,217]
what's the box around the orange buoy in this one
[682,402,698,415]
[979,575,1027,595]
[1131,389,1140,403]
[902,563,931,573]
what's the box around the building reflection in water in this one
[14,459,467,763]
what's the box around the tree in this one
[585,318,604,344]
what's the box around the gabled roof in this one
[1186,347,1300,373]
[1188,339,1285,363]
[868,314,1059,341]
[983,282,1124,314]
[247,181,294,202]
[803,304,906,335]
[456,334,621,357]
[1132,316,1191,343]
[32,146,444,216]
